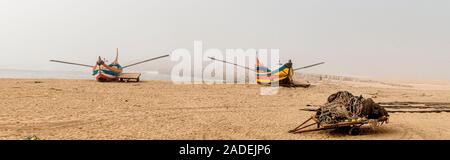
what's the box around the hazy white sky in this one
[0,0,449,80]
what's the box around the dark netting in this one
[316,91,389,124]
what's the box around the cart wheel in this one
[349,127,361,135]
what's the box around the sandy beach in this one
[1,78,450,140]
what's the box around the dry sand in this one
[1,78,450,140]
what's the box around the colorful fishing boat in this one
[209,54,324,87]
[50,48,169,82]
[92,52,123,82]
[256,57,294,85]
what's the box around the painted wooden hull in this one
[92,63,123,82]
[256,58,293,85]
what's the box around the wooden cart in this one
[289,116,389,135]
[118,73,141,82]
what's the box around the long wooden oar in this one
[208,57,256,72]
[50,60,93,68]
[122,54,169,69]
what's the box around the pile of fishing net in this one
[315,91,389,124]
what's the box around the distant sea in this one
[0,69,171,81]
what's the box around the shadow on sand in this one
[324,126,397,137]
